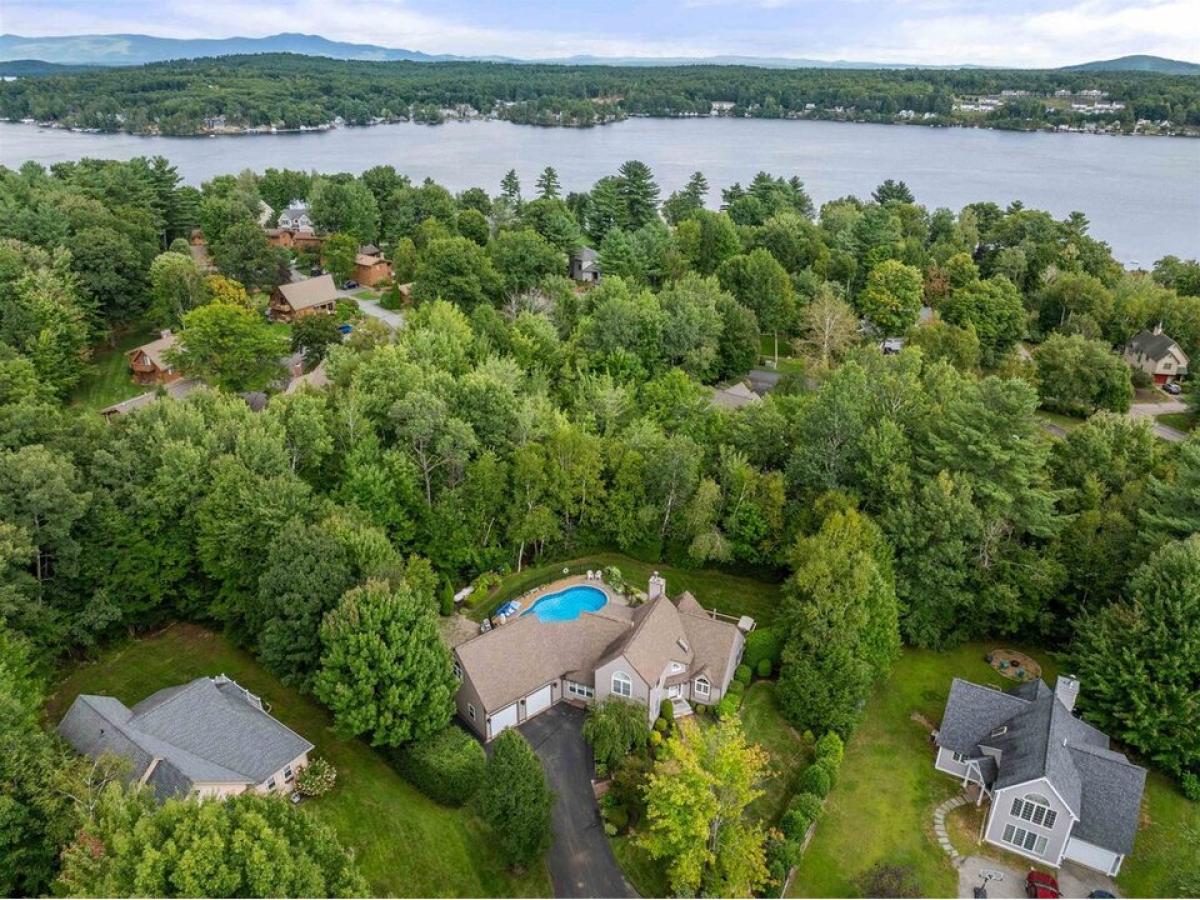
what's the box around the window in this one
[612,671,633,698]
[694,677,710,698]
[453,661,463,680]
[267,777,277,791]
[952,751,970,763]
[1010,794,1058,830]
[284,765,294,781]
[671,662,684,674]
[567,681,594,700]
[1002,823,1049,856]
[467,703,476,721]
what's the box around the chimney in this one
[648,572,666,602]
[1055,675,1080,713]
[291,360,304,378]
[1153,321,1164,335]
[160,329,173,340]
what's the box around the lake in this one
[2,118,1197,265]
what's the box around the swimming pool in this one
[523,585,607,622]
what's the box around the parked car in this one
[342,279,359,290]
[1163,381,1182,395]
[1087,892,1116,899]
[1025,871,1060,898]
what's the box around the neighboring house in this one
[452,575,752,741]
[270,274,338,322]
[570,246,601,283]
[257,200,274,227]
[710,381,761,410]
[277,202,314,234]
[1123,325,1189,385]
[100,377,202,421]
[284,359,331,394]
[354,252,392,287]
[127,330,182,385]
[934,675,1146,876]
[57,675,313,801]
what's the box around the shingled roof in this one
[277,274,338,311]
[937,676,1146,855]
[1127,329,1183,362]
[58,676,312,799]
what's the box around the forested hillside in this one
[1,156,1198,896]
[1,52,1197,133]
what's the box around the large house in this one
[1123,325,1189,385]
[277,202,314,234]
[934,675,1146,876]
[270,274,339,322]
[127,330,182,385]
[452,575,752,741]
[58,675,313,801]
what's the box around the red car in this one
[1025,871,1061,898]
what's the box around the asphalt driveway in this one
[519,705,638,898]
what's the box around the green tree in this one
[717,247,796,335]
[872,179,915,204]
[211,219,285,290]
[322,232,359,285]
[308,177,379,243]
[940,276,1025,365]
[500,169,522,207]
[858,259,923,334]
[148,250,206,326]
[535,166,561,199]
[1033,333,1133,415]
[55,787,368,897]
[777,506,900,736]
[581,697,651,771]
[170,302,288,391]
[457,207,490,245]
[476,729,553,869]
[662,171,708,225]
[413,236,503,311]
[617,160,660,229]
[315,579,456,747]
[676,210,741,276]
[639,716,770,898]
[291,309,343,370]
[1067,536,1200,777]
[1141,433,1200,543]
[716,295,761,381]
[908,319,981,371]
[489,228,565,296]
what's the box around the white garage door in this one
[1064,836,1119,874]
[489,703,518,739]
[525,684,553,718]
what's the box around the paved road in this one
[1129,398,1189,442]
[519,706,638,899]
[337,287,404,330]
[958,854,1119,899]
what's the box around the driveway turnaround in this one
[519,705,638,898]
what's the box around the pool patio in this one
[491,573,628,626]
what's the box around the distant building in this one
[710,381,761,410]
[58,675,313,801]
[354,246,392,287]
[277,202,313,234]
[270,274,339,323]
[570,246,601,284]
[127,331,182,385]
[1123,325,1189,385]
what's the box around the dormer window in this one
[990,725,1008,738]
[676,638,689,652]
[671,662,684,674]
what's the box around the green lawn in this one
[1035,409,1087,433]
[789,642,1057,898]
[740,681,812,825]
[1156,411,1197,432]
[469,552,784,627]
[46,623,550,899]
[353,288,381,301]
[69,328,158,411]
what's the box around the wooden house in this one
[127,331,182,385]
[270,274,338,323]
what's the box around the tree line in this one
[1,154,1199,895]
[1,53,1197,134]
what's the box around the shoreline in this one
[4,112,1195,140]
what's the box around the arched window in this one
[1011,793,1057,829]
[612,671,632,698]
[694,676,711,698]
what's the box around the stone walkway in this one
[933,794,970,867]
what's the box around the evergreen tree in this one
[476,730,553,869]
[535,166,561,199]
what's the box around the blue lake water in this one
[524,585,608,622]
[1,117,1197,264]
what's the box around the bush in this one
[789,792,824,823]
[1182,771,1200,801]
[604,804,629,831]
[649,730,663,747]
[726,678,745,696]
[797,764,832,798]
[390,724,486,806]
[765,835,802,895]
[814,731,844,766]
[295,756,336,796]
[654,716,669,733]
[734,664,752,685]
[715,693,741,718]
[439,577,455,616]
[756,657,774,679]
[780,806,813,842]
[815,757,839,788]
[743,627,783,673]
[659,698,675,725]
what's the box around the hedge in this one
[715,693,742,718]
[743,627,783,673]
[797,764,832,798]
[814,731,844,766]
[789,792,824,823]
[734,664,752,685]
[390,724,486,806]
[756,657,773,678]
[780,806,813,842]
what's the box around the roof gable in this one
[278,274,338,310]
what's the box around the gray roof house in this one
[452,575,752,741]
[1123,325,1189,385]
[57,675,313,801]
[569,246,600,283]
[934,675,1146,876]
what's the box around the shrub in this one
[797,764,832,798]
[694,703,707,715]
[756,657,774,679]
[726,678,745,696]
[814,731,844,766]
[654,716,669,733]
[715,693,741,718]
[1182,771,1200,801]
[815,757,839,787]
[734,664,752,685]
[295,757,336,797]
[583,698,651,771]
[476,730,553,868]
[649,730,663,747]
[780,806,813,842]
[659,698,675,725]
[604,804,629,831]
[789,792,823,823]
[743,627,783,673]
[439,577,455,616]
[390,724,486,806]
[764,835,802,895]
[603,821,618,837]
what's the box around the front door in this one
[668,684,681,699]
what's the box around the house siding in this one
[254,750,309,795]
[934,746,974,779]
[594,654,651,721]
[454,667,488,740]
[985,779,1074,866]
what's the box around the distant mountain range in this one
[1,32,1197,74]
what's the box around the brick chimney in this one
[1055,675,1080,712]
[648,572,666,602]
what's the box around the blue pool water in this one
[523,585,607,622]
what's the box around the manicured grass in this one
[1035,409,1087,433]
[69,328,158,411]
[1156,411,1196,432]
[353,289,381,301]
[789,642,1058,899]
[611,834,670,898]
[46,623,551,899]
[1119,771,1199,898]
[740,681,812,825]
[469,552,785,627]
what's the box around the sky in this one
[4,0,1199,67]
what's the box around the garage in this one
[489,703,518,739]
[1063,836,1121,875]
[524,684,554,719]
